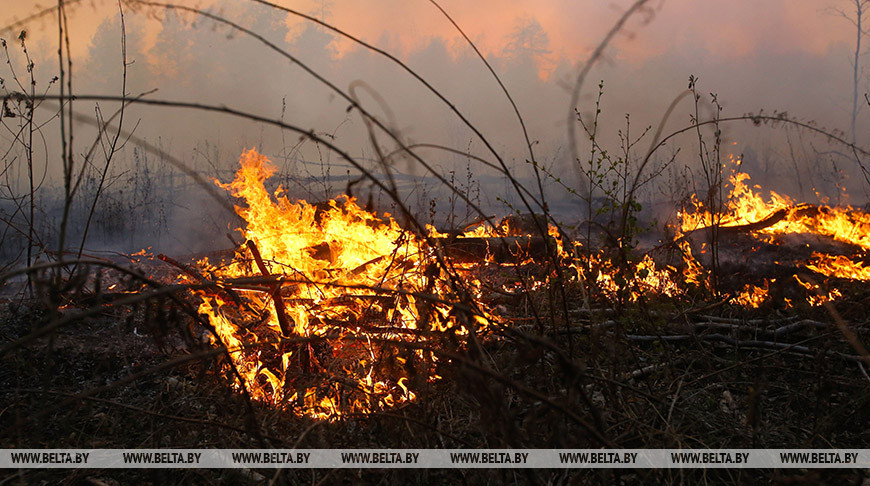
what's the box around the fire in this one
[514,152,870,310]
[679,169,791,233]
[735,280,769,308]
[196,149,493,419]
[674,154,870,307]
[805,252,870,281]
[681,155,870,250]
[189,148,870,416]
[589,253,683,302]
[794,275,843,307]
[678,239,709,289]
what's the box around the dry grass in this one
[1,248,869,485]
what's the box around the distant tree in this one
[317,0,334,29]
[80,14,145,94]
[830,0,870,144]
[503,16,551,63]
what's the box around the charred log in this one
[439,236,557,264]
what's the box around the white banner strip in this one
[0,449,868,469]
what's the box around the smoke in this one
[0,0,866,256]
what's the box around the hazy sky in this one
[1,0,868,220]
[3,1,854,69]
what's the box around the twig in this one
[820,288,870,364]
[246,239,292,337]
[75,0,129,262]
[674,298,730,319]
[351,410,475,448]
[858,361,870,384]
[625,357,688,380]
[772,319,830,337]
[690,318,829,337]
[157,253,247,309]
[684,335,830,387]
[0,282,196,356]
[665,377,683,427]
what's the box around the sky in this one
[2,1,854,68]
[1,0,868,251]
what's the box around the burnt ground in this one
[1,234,870,485]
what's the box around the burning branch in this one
[680,203,825,240]
[157,253,247,310]
[245,239,293,337]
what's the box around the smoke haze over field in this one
[2,0,869,254]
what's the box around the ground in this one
[1,244,869,485]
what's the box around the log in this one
[683,203,821,239]
[247,241,313,400]
[439,236,556,264]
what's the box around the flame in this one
[571,252,684,302]
[132,247,153,257]
[679,169,791,233]
[794,275,843,307]
[805,252,870,280]
[191,148,870,416]
[678,239,709,290]
[197,149,492,419]
[680,155,870,250]
[674,154,870,307]
[734,280,769,308]
[556,151,870,309]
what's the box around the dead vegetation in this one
[2,222,870,484]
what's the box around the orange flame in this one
[674,154,870,307]
[681,155,870,250]
[589,253,683,301]
[794,275,843,307]
[197,149,493,419]
[805,252,870,280]
[735,280,769,308]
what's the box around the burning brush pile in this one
[188,149,495,420]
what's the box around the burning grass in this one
[670,154,870,309]
[680,155,870,250]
